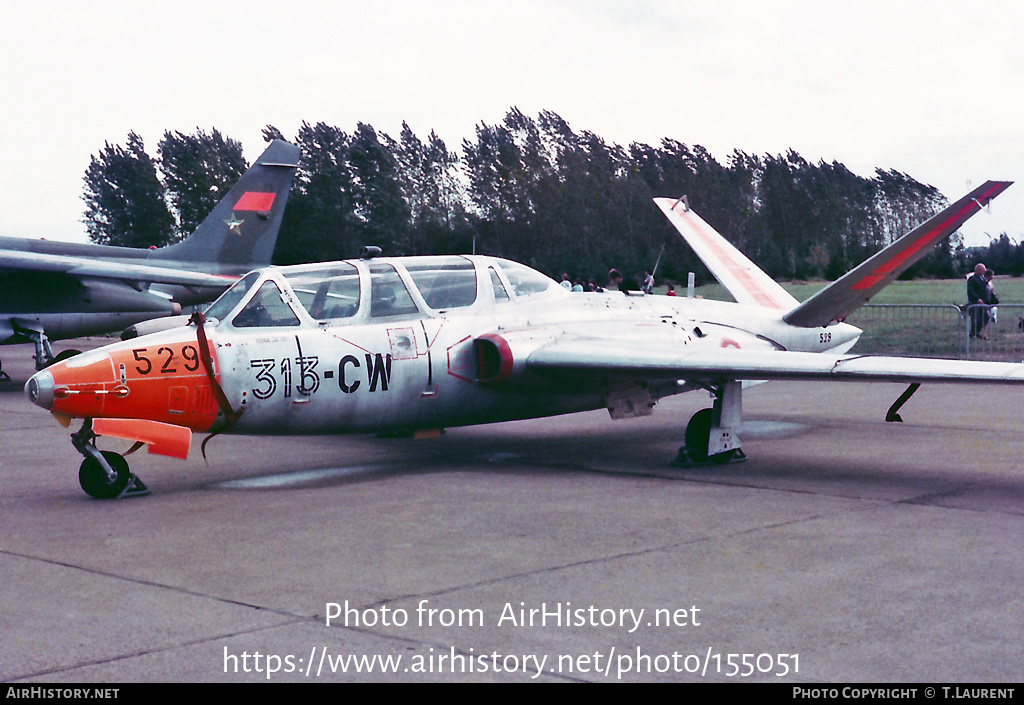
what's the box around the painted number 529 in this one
[131,346,201,375]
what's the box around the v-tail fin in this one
[157,139,300,267]
[783,180,1012,328]
[654,197,798,311]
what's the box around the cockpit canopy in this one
[203,255,564,328]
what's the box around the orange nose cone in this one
[26,336,220,433]
[26,350,117,418]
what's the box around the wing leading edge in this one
[527,338,1024,386]
[0,250,237,289]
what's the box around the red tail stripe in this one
[850,183,1003,291]
[234,191,276,212]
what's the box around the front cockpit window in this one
[232,281,301,328]
[205,271,260,321]
[368,263,419,318]
[405,257,478,311]
[284,264,361,321]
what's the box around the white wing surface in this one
[527,338,1024,385]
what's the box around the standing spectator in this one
[642,270,655,294]
[982,268,999,335]
[966,263,989,338]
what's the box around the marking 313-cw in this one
[250,351,393,399]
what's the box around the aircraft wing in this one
[527,338,1024,385]
[0,249,237,289]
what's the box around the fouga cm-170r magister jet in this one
[24,180,1022,498]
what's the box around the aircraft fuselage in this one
[26,256,862,438]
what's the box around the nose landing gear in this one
[71,419,150,499]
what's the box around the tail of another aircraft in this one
[656,180,1012,327]
[157,139,301,267]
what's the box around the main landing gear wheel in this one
[46,349,82,367]
[79,451,130,499]
[673,408,746,467]
[683,408,713,462]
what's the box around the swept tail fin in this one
[654,197,798,311]
[156,139,300,267]
[784,180,1012,328]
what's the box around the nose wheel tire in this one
[79,451,130,499]
[71,419,151,498]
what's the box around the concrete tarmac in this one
[1,340,1021,683]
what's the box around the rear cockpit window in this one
[405,258,478,310]
[369,263,419,318]
[489,267,510,302]
[232,281,301,328]
[285,264,361,321]
[495,259,557,298]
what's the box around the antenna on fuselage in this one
[360,246,382,259]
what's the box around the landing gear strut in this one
[674,380,746,466]
[71,419,149,499]
[8,321,82,369]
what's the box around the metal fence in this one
[846,304,1024,362]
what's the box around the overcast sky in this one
[1,0,1021,251]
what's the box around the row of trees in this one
[83,110,965,284]
[84,130,246,249]
[965,235,1024,277]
